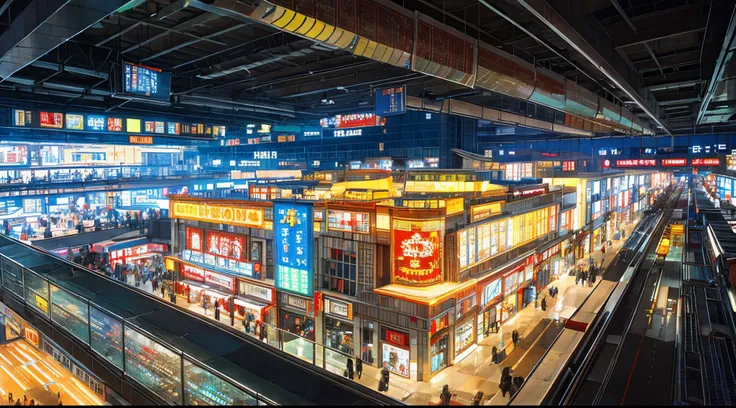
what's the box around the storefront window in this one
[454,318,475,354]
[90,307,123,370]
[50,285,89,344]
[124,326,182,405]
[361,320,375,364]
[23,270,48,316]
[431,336,448,374]
[280,310,315,363]
[183,359,256,405]
[381,343,410,377]
[324,316,353,355]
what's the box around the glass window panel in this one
[50,285,89,344]
[24,270,49,315]
[124,326,182,405]
[183,359,256,406]
[90,307,123,370]
[2,258,23,298]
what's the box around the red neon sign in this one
[662,158,687,167]
[392,222,443,285]
[691,158,720,166]
[615,159,656,167]
[205,230,246,262]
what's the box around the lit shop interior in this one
[0,142,196,182]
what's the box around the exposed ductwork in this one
[0,0,141,82]
[194,0,651,135]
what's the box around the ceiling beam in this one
[140,23,249,62]
[697,0,736,124]
[612,21,706,49]
[121,13,221,55]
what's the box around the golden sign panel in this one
[172,202,264,228]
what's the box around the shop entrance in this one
[522,286,536,308]
[482,307,498,335]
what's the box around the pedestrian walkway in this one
[102,219,642,406]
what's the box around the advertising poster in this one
[185,227,203,252]
[205,230,246,262]
[39,111,63,129]
[87,115,105,131]
[274,202,314,297]
[392,218,445,285]
[107,118,123,131]
[65,114,84,130]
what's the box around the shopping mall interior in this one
[1,0,736,406]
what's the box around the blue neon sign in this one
[87,115,106,131]
[274,202,314,297]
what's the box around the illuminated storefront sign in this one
[172,202,264,228]
[181,264,205,281]
[205,271,235,292]
[274,202,314,297]
[167,122,180,135]
[87,115,105,131]
[13,109,32,127]
[303,130,321,137]
[615,159,656,167]
[662,158,687,167]
[320,112,386,128]
[254,151,277,159]
[39,111,63,129]
[126,118,141,133]
[107,118,123,132]
[691,158,721,166]
[65,114,84,130]
[333,128,363,137]
[205,230,246,262]
[392,218,445,285]
[0,145,28,165]
[129,136,153,145]
[470,202,503,223]
[327,210,370,234]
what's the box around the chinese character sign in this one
[274,202,314,297]
[392,218,445,285]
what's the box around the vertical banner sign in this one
[275,202,314,297]
[392,218,445,285]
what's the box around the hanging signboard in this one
[392,218,445,285]
[274,202,314,297]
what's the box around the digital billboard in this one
[123,62,172,100]
[274,202,314,297]
[392,218,444,285]
[65,114,84,130]
[375,85,406,117]
[107,118,123,132]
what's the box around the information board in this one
[123,62,172,100]
[87,115,105,131]
[65,114,84,130]
[375,85,406,116]
[39,112,63,129]
[274,202,314,297]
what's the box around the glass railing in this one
[0,242,275,406]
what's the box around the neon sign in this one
[662,158,687,167]
[615,159,656,167]
[392,218,444,285]
[691,158,721,166]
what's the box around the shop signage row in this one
[613,158,721,168]
[385,329,409,348]
[324,297,352,319]
[470,202,503,223]
[180,264,235,292]
[239,281,273,303]
[391,218,445,286]
[172,201,264,228]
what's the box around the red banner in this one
[181,265,205,282]
[186,227,203,252]
[205,230,246,262]
[692,158,720,166]
[392,220,443,285]
[615,159,656,167]
[385,329,408,347]
[39,111,63,129]
[662,158,687,167]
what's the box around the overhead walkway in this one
[0,234,400,406]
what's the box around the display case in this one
[23,269,49,316]
[90,307,123,370]
[183,359,256,406]
[50,285,89,344]
[124,326,182,405]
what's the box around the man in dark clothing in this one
[440,385,452,406]
[356,358,363,379]
[380,363,390,391]
[499,367,512,397]
[541,297,547,311]
[346,358,354,380]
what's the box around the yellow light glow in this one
[1,365,27,390]
[22,365,45,387]
[57,383,85,406]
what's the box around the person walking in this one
[541,296,547,311]
[8,392,13,405]
[380,362,390,392]
[356,358,363,379]
[512,330,519,347]
[346,358,354,380]
[499,367,512,398]
[214,302,221,321]
[202,296,209,316]
[440,384,452,406]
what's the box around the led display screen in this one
[123,62,171,100]
[274,202,314,297]
[205,230,246,263]
[65,114,84,130]
[107,118,123,132]
[392,218,444,285]
[375,85,406,116]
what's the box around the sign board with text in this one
[274,202,314,297]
